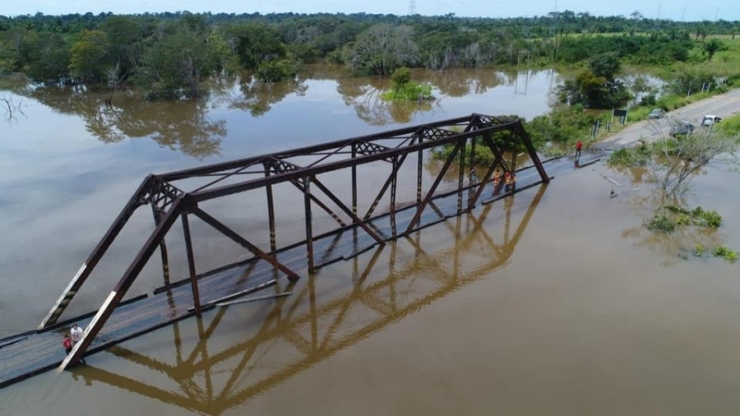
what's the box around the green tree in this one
[588,52,620,80]
[99,16,143,80]
[69,30,109,82]
[136,19,218,97]
[701,38,725,61]
[24,31,70,83]
[391,66,411,86]
[348,24,418,76]
[222,22,287,70]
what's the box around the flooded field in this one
[2,66,740,415]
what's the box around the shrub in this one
[714,246,739,263]
[646,214,677,233]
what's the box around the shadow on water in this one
[68,184,547,415]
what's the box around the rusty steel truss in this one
[74,185,545,415]
[42,113,549,370]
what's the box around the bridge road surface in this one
[596,88,740,150]
[0,154,588,389]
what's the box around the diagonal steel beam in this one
[403,140,463,236]
[60,195,187,370]
[363,152,411,221]
[191,208,300,282]
[291,179,346,227]
[512,122,550,184]
[38,176,153,330]
[467,132,512,209]
[310,177,385,246]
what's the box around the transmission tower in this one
[408,0,416,15]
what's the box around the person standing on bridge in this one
[69,324,87,364]
[62,334,73,356]
[575,140,583,161]
[71,324,83,344]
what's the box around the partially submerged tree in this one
[348,24,419,76]
[647,127,738,197]
[609,118,739,199]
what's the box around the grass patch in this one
[380,81,433,101]
[626,106,653,122]
[645,205,723,234]
[607,142,652,167]
[715,113,740,137]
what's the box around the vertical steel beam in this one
[303,178,315,273]
[457,137,467,215]
[264,170,277,252]
[416,136,423,204]
[181,212,201,316]
[468,136,477,207]
[351,143,358,222]
[151,205,171,286]
[390,156,398,238]
[39,176,153,330]
[404,140,463,236]
[60,196,186,370]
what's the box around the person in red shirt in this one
[63,334,73,355]
[575,140,583,161]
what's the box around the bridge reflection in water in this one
[72,184,546,414]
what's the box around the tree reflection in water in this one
[4,65,536,158]
[335,76,439,125]
[12,85,227,159]
[219,75,308,117]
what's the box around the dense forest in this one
[0,11,738,99]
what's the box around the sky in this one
[2,0,739,21]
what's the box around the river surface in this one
[2,66,740,415]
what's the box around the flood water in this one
[2,66,740,415]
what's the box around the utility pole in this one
[408,0,416,15]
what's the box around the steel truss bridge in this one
[76,185,546,414]
[0,113,550,386]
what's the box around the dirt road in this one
[596,88,740,150]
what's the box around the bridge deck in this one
[0,154,594,389]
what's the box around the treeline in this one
[0,11,737,97]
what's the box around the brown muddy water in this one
[2,66,740,415]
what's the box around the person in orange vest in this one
[575,140,583,161]
[510,172,517,192]
[504,171,512,192]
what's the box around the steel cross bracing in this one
[38,113,548,370]
[72,185,545,415]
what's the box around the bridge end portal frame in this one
[40,114,549,371]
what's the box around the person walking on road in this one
[575,140,583,161]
